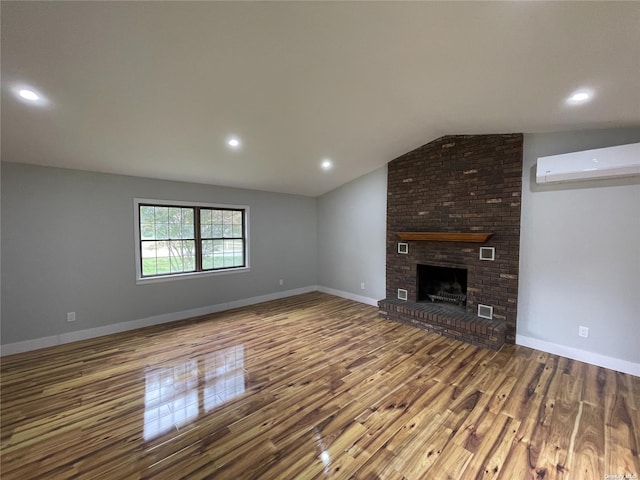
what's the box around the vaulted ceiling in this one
[2,1,639,196]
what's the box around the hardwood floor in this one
[1,292,638,479]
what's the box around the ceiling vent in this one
[536,142,640,184]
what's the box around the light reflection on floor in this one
[144,345,245,440]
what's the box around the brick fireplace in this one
[379,134,523,349]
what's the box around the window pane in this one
[181,209,194,240]
[232,225,242,237]
[169,208,182,224]
[155,207,169,224]
[212,225,223,238]
[141,240,158,276]
[226,239,242,267]
[212,210,223,224]
[169,241,184,273]
[156,224,169,240]
[141,241,158,258]
[182,224,194,239]
[222,225,233,238]
[201,240,213,270]
[200,210,212,225]
[141,223,155,240]
[201,223,213,239]
[141,206,155,223]
[170,256,183,273]
[232,239,244,264]
[232,211,242,224]
[170,240,196,274]
[156,241,170,274]
[213,240,224,268]
[142,260,157,276]
[182,208,193,225]
[201,240,213,256]
[169,223,181,239]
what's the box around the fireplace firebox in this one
[417,264,467,307]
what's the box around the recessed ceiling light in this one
[566,89,593,105]
[19,89,39,101]
[321,159,333,171]
[227,137,241,149]
[13,86,49,106]
[570,92,590,102]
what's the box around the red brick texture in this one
[383,134,523,345]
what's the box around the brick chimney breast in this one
[383,134,523,345]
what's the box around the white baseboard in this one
[1,285,380,357]
[0,286,318,357]
[316,286,380,307]
[516,334,640,377]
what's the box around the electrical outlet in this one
[360,282,365,290]
[67,312,76,322]
[578,326,589,338]
[279,279,283,286]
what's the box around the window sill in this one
[136,267,251,285]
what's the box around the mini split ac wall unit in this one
[536,142,640,184]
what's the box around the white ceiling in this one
[2,1,639,196]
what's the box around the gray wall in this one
[1,162,317,344]
[317,166,387,302]
[519,128,640,364]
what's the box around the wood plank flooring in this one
[1,292,638,479]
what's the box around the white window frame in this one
[134,198,250,285]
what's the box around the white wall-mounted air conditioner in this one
[536,142,640,184]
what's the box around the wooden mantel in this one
[396,232,493,243]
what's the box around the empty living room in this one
[1,2,639,479]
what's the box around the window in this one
[134,199,249,283]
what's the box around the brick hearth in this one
[378,298,506,350]
[383,134,523,348]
